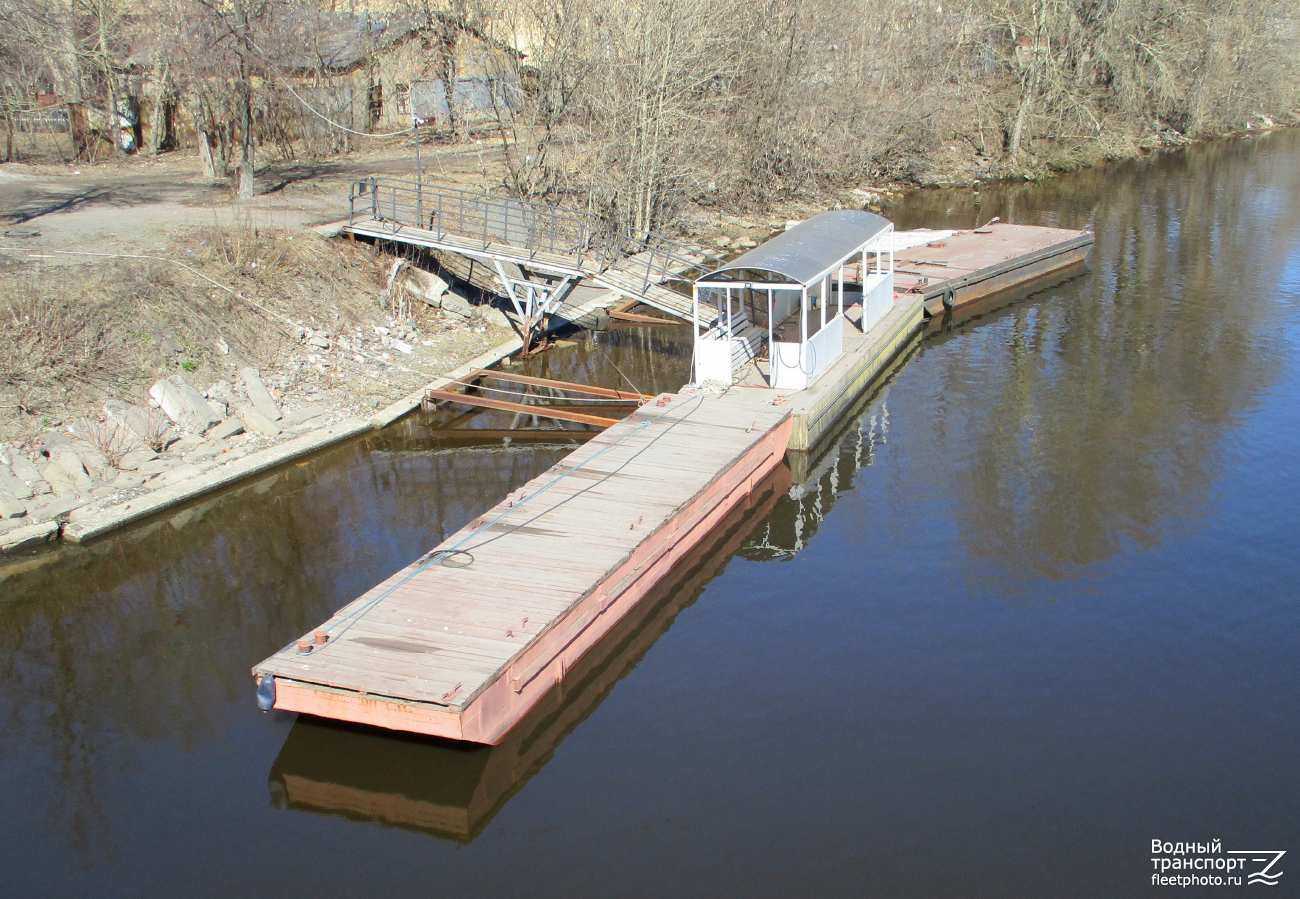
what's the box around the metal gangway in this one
[344,177,714,339]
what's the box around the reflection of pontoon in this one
[267,463,790,842]
[746,389,891,561]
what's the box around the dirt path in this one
[0,142,503,260]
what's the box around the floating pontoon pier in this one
[254,189,1092,744]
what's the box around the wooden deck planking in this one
[254,391,791,711]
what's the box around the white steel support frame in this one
[492,259,574,352]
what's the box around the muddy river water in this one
[3,130,1299,897]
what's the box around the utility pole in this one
[413,101,424,226]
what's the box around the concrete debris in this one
[104,400,159,446]
[26,494,84,521]
[69,441,112,478]
[150,375,222,434]
[441,290,475,319]
[8,453,42,484]
[402,268,450,306]
[0,482,26,518]
[238,404,283,438]
[239,368,282,421]
[157,461,218,487]
[49,445,93,492]
[171,435,207,455]
[35,429,70,452]
[480,306,514,330]
[0,520,58,551]
[111,471,147,490]
[205,418,245,440]
[281,405,328,427]
[117,447,159,471]
[2,466,33,500]
[306,334,331,350]
[137,458,177,477]
[390,340,413,355]
[181,440,225,461]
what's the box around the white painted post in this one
[800,286,808,374]
[837,264,844,318]
[692,284,700,340]
[767,287,774,384]
[821,275,828,329]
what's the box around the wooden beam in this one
[608,310,681,325]
[426,429,595,444]
[425,389,622,427]
[471,369,651,401]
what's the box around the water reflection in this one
[2,133,1298,894]
[0,324,694,856]
[267,462,790,842]
[887,134,1298,585]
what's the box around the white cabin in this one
[692,210,895,390]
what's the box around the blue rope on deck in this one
[287,393,707,655]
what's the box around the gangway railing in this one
[349,177,713,297]
[350,177,611,263]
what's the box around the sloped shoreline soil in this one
[0,223,517,551]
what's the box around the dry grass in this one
[0,222,390,442]
[73,417,137,468]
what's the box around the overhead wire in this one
[246,38,416,137]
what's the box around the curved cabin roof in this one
[697,209,892,287]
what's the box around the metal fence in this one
[349,177,712,295]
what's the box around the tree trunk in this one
[198,128,217,181]
[236,4,254,200]
[67,102,91,160]
[98,3,126,156]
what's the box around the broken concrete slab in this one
[281,405,329,427]
[181,440,226,462]
[481,305,515,330]
[68,440,112,478]
[156,461,219,488]
[117,447,159,471]
[239,368,282,422]
[0,484,26,519]
[48,446,93,492]
[171,434,207,454]
[150,375,222,434]
[8,453,43,484]
[205,418,245,440]
[402,268,450,306]
[25,494,84,521]
[0,520,58,552]
[104,400,167,447]
[2,466,33,500]
[63,418,372,545]
[138,458,178,477]
[441,291,475,319]
[238,404,282,438]
[111,471,147,490]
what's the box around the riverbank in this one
[2,127,1289,556]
